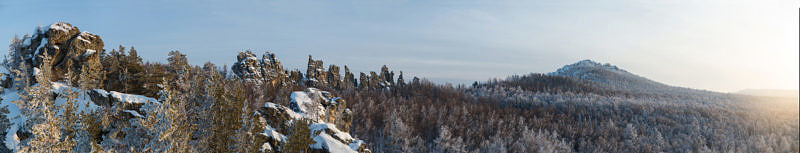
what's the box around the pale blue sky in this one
[1,0,798,92]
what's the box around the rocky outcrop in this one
[81,88,156,119]
[358,73,368,89]
[232,51,264,81]
[289,70,304,84]
[326,65,341,89]
[288,88,352,130]
[369,71,381,89]
[257,88,367,153]
[261,51,285,84]
[397,71,406,87]
[306,55,327,86]
[30,22,104,82]
[348,65,399,90]
[232,50,287,85]
[342,66,357,89]
[379,65,394,87]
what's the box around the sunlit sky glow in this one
[1,0,798,92]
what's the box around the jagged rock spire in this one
[306,55,327,86]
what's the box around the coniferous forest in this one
[0,22,797,153]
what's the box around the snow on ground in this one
[4,82,103,151]
[50,82,101,113]
[261,125,287,142]
[290,89,326,120]
[290,91,313,113]
[264,102,304,119]
[108,91,159,104]
[310,123,353,141]
[348,140,365,151]
[1,90,23,151]
[311,133,357,153]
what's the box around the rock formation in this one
[342,66,357,89]
[232,51,264,81]
[369,71,381,89]
[379,65,394,87]
[289,70,304,84]
[358,73,368,89]
[13,22,104,82]
[397,71,405,87]
[326,65,341,89]
[306,55,327,86]
[260,51,285,84]
[232,50,287,85]
[258,88,367,153]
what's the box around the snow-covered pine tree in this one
[60,72,93,152]
[384,110,414,152]
[139,77,194,152]
[283,119,314,153]
[209,71,243,152]
[15,52,77,152]
[433,126,467,153]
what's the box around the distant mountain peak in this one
[548,59,626,77]
[548,59,672,92]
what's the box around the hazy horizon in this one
[1,0,798,93]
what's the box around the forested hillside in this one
[1,22,797,153]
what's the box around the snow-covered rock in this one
[258,88,367,153]
[311,133,357,153]
[11,22,103,83]
[7,22,102,84]
[232,50,286,84]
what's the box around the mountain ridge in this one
[544,59,726,97]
